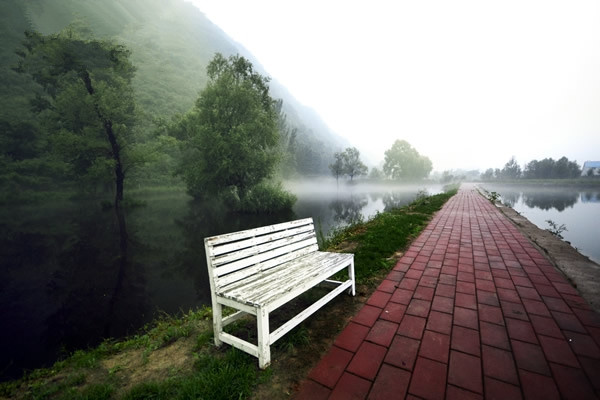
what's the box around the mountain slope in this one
[20,0,346,169]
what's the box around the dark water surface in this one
[0,182,441,380]
[480,183,600,264]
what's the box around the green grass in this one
[120,349,260,400]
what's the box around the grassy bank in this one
[1,186,458,400]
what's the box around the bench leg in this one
[212,301,223,347]
[257,307,271,369]
[348,259,356,296]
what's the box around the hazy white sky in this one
[189,0,600,171]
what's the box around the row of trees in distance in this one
[481,156,585,180]
[329,140,433,182]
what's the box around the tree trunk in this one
[79,69,125,207]
[103,118,125,205]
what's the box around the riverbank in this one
[0,188,458,400]
[479,177,600,187]
[483,187,600,313]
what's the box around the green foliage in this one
[276,325,310,353]
[483,156,582,181]
[498,156,522,179]
[369,167,384,180]
[121,381,174,400]
[487,191,501,203]
[1,0,341,200]
[14,28,138,202]
[180,349,258,400]
[121,348,259,400]
[383,140,432,180]
[26,373,87,400]
[226,181,297,214]
[187,53,278,197]
[175,54,295,212]
[545,219,567,239]
[329,147,368,182]
[329,152,345,182]
[56,383,114,400]
[177,53,278,198]
[524,156,582,179]
[481,168,494,180]
[274,99,298,178]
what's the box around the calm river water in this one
[0,181,442,380]
[480,183,600,264]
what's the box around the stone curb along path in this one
[294,185,600,400]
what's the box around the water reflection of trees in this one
[0,203,146,379]
[329,194,368,224]
[44,204,147,354]
[382,191,422,212]
[499,191,520,208]
[582,191,600,203]
[485,185,587,211]
[521,191,578,211]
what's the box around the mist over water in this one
[286,178,444,234]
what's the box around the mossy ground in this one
[1,187,457,400]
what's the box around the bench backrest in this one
[204,218,318,291]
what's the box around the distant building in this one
[582,161,600,176]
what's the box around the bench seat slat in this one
[218,251,353,307]
[211,230,316,267]
[214,236,317,277]
[220,251,341,294]
[205,218,313,247]
[216,244,319,289]
[240,253,351,307]
[209,224,314,257]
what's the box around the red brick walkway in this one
[295,186,600,400]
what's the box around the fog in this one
[191,0,600,171]
[284,177,442,197]
[285,178,445,234]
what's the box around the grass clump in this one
[120,349,259,400]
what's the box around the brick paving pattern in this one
[295,187,600,399]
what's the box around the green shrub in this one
[233,181,296,214]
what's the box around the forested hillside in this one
[0,0,343,201]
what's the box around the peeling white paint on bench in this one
[204,217,355,368]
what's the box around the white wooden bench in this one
[204,217,355,368]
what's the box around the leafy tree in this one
[523,157,581,179]
[342,147,368,181]
[500,156,521,179]
[274,99,297,178]
[383,140,432,180]
[15,28,137,207]
[481,168,494,180]
[176,53,291,211]
[329,152,345,183]
[440,170,454,183]
[369,167,384,180]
